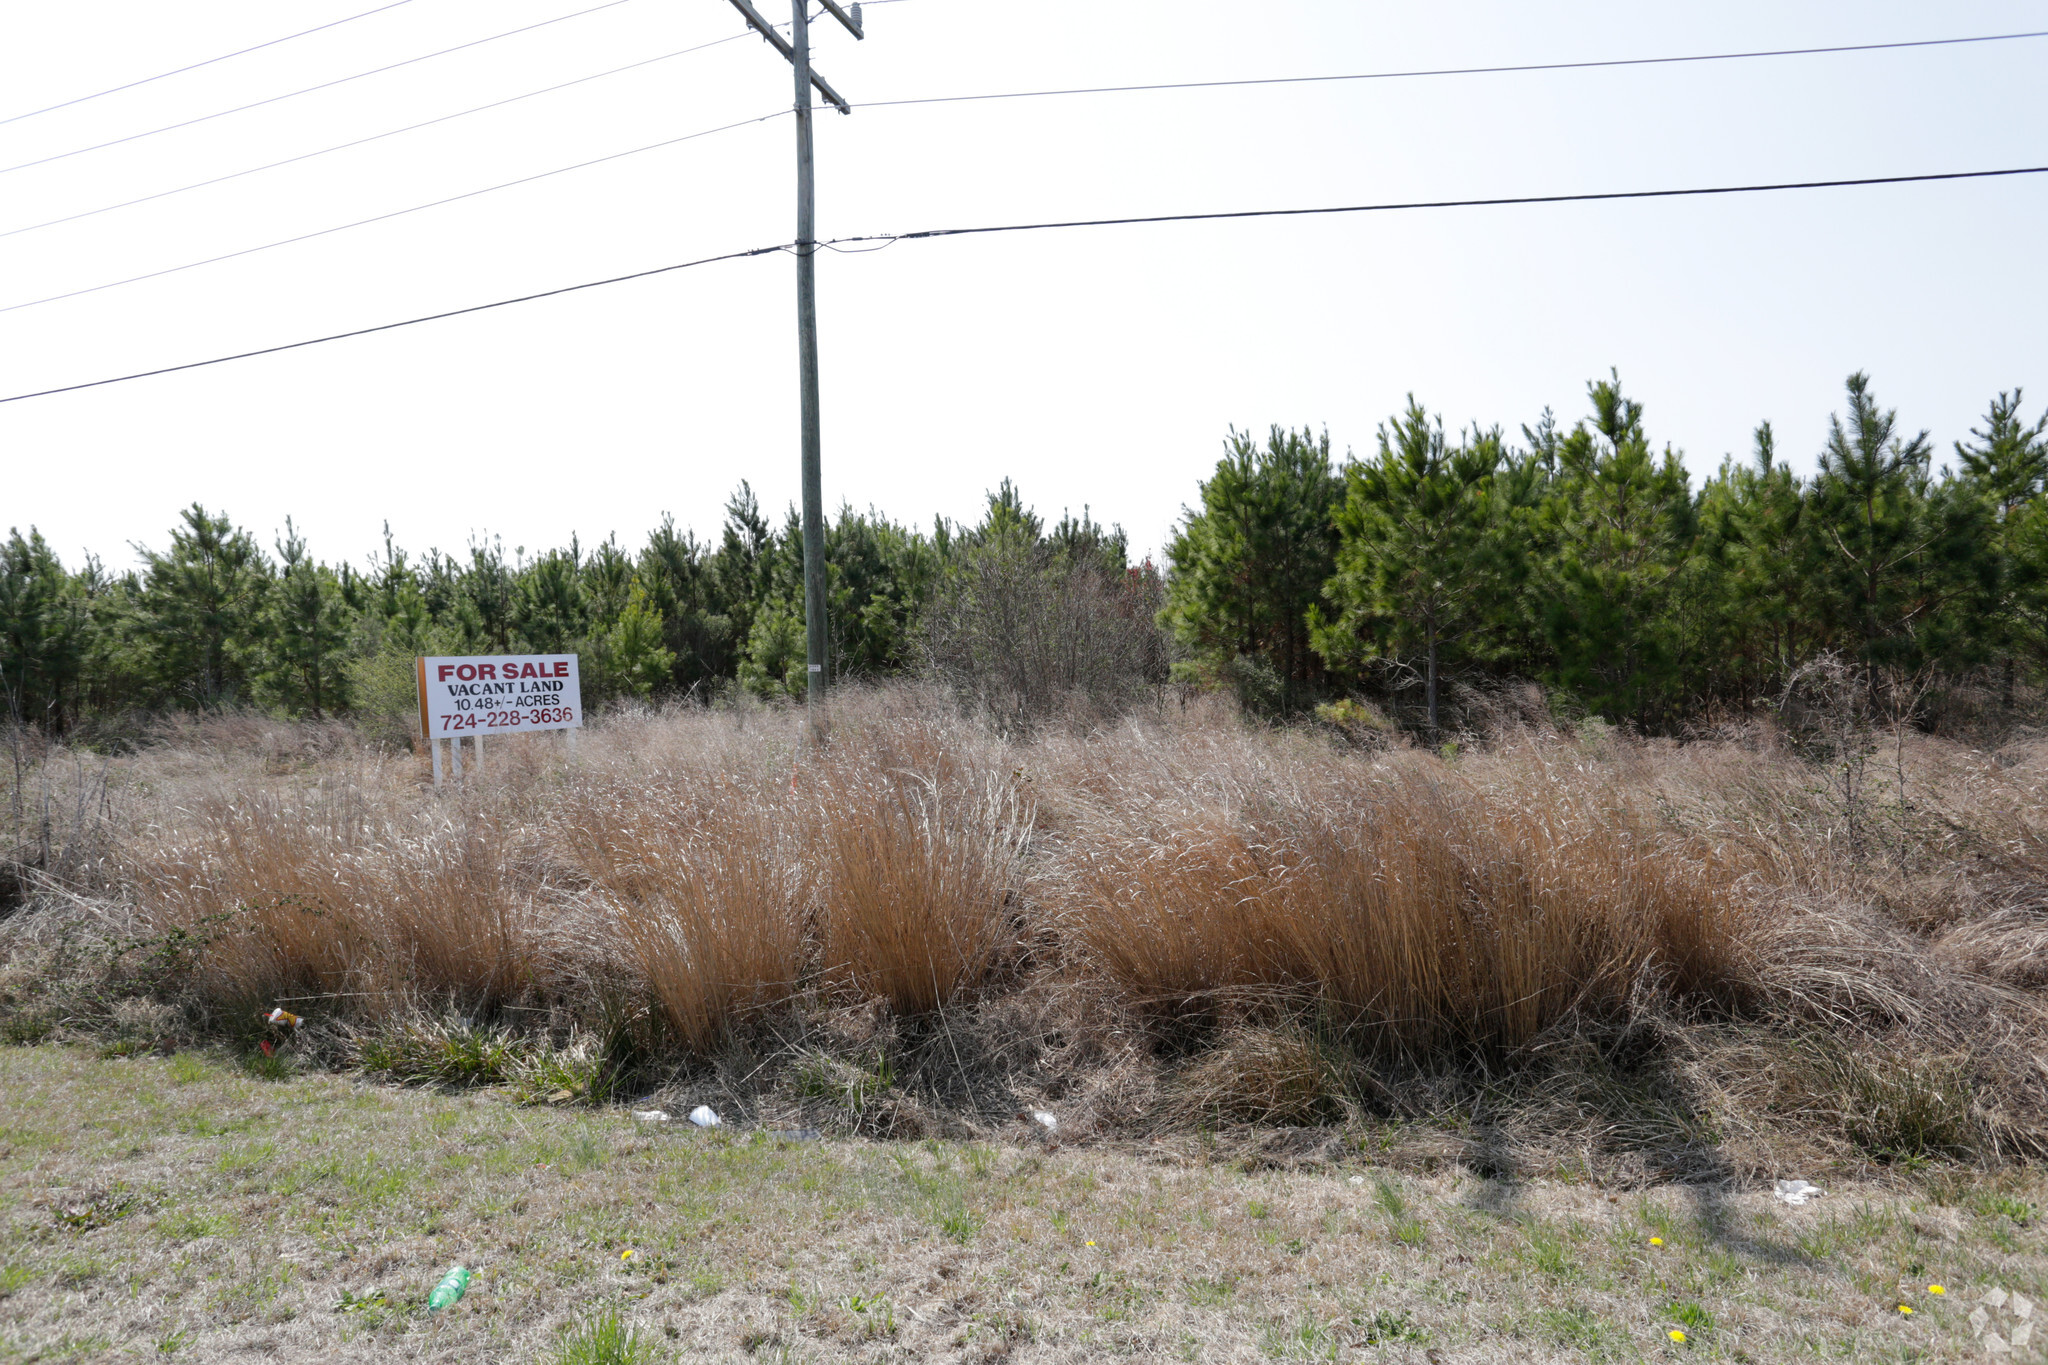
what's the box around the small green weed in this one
[2,1013,55,1045]
[167,1053,212,1085]
[845,1292,898,1339]
[1258,1314,1336,1359]
[154,1208,230,1242]
[1533,1306,1619,1354]
[335,1286,401,1330]
[792,1047,894,1120]
[1522,1222,1574,1277]
[56,1186,139,1231]
[1669,1300,1714,1334]
[1354,1309,1427,1345]
[553,1306,667,1364]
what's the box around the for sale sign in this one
[416,654,583,738]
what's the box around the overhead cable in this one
[1,31,756,240]
[0,109,788,314]
[0,0,642,176]
[1,245,784,403]
[858,28,2048,110]
[820,165,2048,247]
[0,0,422,128]
[6,162,2045,405]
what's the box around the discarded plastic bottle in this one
[428,1265,470,1313]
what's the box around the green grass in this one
[552,1306,667,1365]
[0,1043,2042,1363]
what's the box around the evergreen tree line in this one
[1,476,1156,739]
[6,369,2044,739]
[1166,371,2048,731]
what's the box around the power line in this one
[858,28,2048,110]
[823,165,2048,247]
[1,32,757,241]
[0,109,788,315]
[5,161,2044,406]
[3,20,2014,250]
[0,245,783,404]
[0,0,642,177]
[0,0,423,128]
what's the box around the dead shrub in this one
[1163,1025,1345,1127]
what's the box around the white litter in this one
[1972,1306,1991,1337]
[1773,1179,1825,1206]
[687,1105,721,1128]
[2014,1293,2034,1321]
[1985,1331,2012,1356]
[2013,1321,2033,1349]
[1029,1110,1057,1132]
[1348,1176,1366,1186]
[1986,1288,2011,1309]
[631,1110,670,1123]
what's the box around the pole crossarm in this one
[724,0,853,112]
[819,0,863,39]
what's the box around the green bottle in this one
[428,1264,470,1313]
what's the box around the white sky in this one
[4,1,2046,573]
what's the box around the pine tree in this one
[263,519,351,718]
[135,505,270,708]
[1955,390,2048,704]
[1316,397,1500,737]
[0,528,89,730]
[1534,374,1696,722]
[1163,426,1340,713]
[1811,372,1938,695]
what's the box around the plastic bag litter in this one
[631,1110,670,1123]
[427,1264,470,1313]
[1773,1179,1824,1205]
[767,1128,822,1142]
[1028,1110,1057,1132]
[687,1105,721,1128]
[263,1007,300,1027]
[1972,1285,2036,1351]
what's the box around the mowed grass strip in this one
[1,1046,2042,1363]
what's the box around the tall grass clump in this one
[120,767,551,1019]
[559,772,801,1051]
[806,715,1027,1013]
[1045,731,1756,1054]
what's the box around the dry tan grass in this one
[1042,734,1752,1054]
[7,686,2048,1160]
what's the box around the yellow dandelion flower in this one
[1649,1236,1664,1247]
[621,1249,637,1261]
[1669,1328,1687,1342]
[1896,1303,1913,1315]
[1086,1241,1097,1247]
[1928,1284,1945,1295]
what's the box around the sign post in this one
[415,654,584,788]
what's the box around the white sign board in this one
[416,654,583,738]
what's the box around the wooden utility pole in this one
[724,0,859,738]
